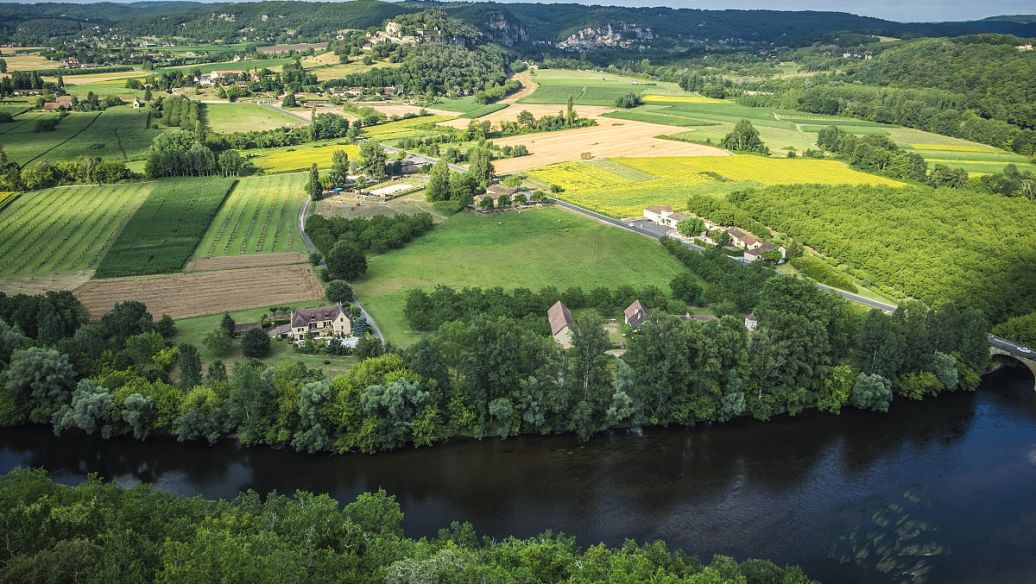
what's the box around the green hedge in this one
[790,255,857,293]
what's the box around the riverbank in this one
[3,368,1034,583]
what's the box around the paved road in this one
[547,197,899,313]
[297,196,384,343]
[989,334,1036,359]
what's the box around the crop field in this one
[520,68,687,106]
[94,177,236,278]
[0,183,152,278]
[63,78,148,98]
[641,95,726,104]
[492,116,729,174]
[77,263,326,320]
[205,103,307,133]
[0,192,18,212]
[352,207,689,346]
[0,52,51,71]
[527,156,902,217]
[195,173,308,258]
[158,57,295,75]
[361,115,456,141]
[250,142,361,173]
[433,95,509,118]
[4,108,161,166]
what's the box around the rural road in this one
[297,196,385,343]
[546,197,900,313]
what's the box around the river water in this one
[2,368,1034,583]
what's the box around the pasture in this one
[520,68,687,106]
[434,95,510,119]
[95,177,236,278]
[205,103,307,133]
[0,183,152,278]
[195,172,309,258]
[527,156,902,218]
[351,207,689,346]
[250,142,361,173]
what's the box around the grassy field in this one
[527,156,901,218]
[205,103,306,133]
[300,52,400,82]
[351,207,690,346]
[361,115,455,141]
[433,95,510,118]
[0,183,152,277]
[195,173,308,257]
[3,107,162,166]
[95,177,236,278]
[520,68,688,106]
[250,142,361,173]
[604,100,1035,173]
[171,302,358,376]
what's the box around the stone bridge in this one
[989,334,1036,391]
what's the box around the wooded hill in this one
[2,1,1035,46]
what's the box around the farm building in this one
[548,300,574,349]
[744,242,786,263]
[290,303,351,341]
[624,300,649,329]
[42,96,73,111]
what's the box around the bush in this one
[897,371,941,400]
[241,328,271,358]
[326,280,354,303]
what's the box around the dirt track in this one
[499,70,537,104]
[76,264,325,320]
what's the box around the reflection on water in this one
[1,369,1034,584]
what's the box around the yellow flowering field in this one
[252,143,361,173]
[525,155,903,218]
[362,115,455,140]
[910,143,998,153]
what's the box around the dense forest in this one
[2,1,1035,46]
[0,468,816,583]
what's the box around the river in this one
[2,368,1034,583]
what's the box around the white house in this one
[548,300,574,349]
[290,303,351,341]
[643,205,713,233]
[745,313,758,331]
[744,242,786,263]
[727,227,762,250]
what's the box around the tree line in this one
[306,213,435,281]
[0,146,127,192]
[0,468,816,583]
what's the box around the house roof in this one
[745,313,758,322]
[624,300,649,328]
[233,322,261,333]
[644,204,673,214]
[485,184,518,199]
[669,211,689,221]
[291,303,347,328]
[547,301,574,336]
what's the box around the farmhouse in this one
[643,205,712,231]
[290,302,351,341]
[744,242,786,263]
[548,300,574,349]
[398,155,426,175]
[624,300,649,329]
[42,96,73,111]
[727,227,762,250]
[60,56,81,68]
[473,184,519,208]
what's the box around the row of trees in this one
[817,126,968,187]
[0,147,127,191]
[0,468,815,583]
[144,131,248,179]
[306,212,434,281]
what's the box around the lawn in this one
[0,183,152,277]
[527,156,902,218]
[171,302,358,376]
[351,207,691,346]
[195,172,308,258]
[205,103,307,133]
[95,177,236,278]
[250,142,361,173]
[520,68,688,106]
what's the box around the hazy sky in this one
[488,0,1033,22]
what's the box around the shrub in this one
[897,371,941,400]
[326,280,354,303]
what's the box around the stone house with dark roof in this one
[547,300,574,349]
[624,300,649,329]
[290,303,351,341]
